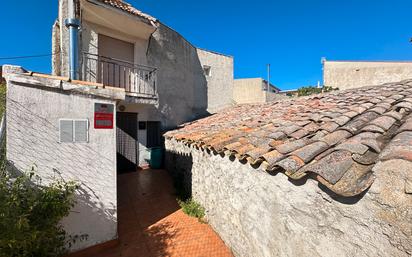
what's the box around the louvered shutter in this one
[60,120,74,143]
[74,120,89,142]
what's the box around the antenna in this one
[267,64,271,91]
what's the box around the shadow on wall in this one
[164,149,193,201]
[165,143,370,206]
[6,161,117,248]
[147,23,211,129]
[6,93,117,250]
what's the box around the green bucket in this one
[150,147,163,169]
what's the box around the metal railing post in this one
[81,52,158,98]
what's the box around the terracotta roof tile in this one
[93,0,157,25]
[165,80,412,197]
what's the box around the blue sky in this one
[1,0,411,90]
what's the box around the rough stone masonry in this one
[166,139,411,257]
[163,81,412,257]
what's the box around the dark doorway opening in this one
[117,112,138,173]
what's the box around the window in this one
[59,119,89,143]
[139,121,147,130]
[146,121,162,148]
[203,65,212,77]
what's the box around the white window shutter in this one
[60,120,74,143]
[74,120,89,143]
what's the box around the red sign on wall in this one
[94,103,114,129]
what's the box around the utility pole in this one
[267,64,270,91]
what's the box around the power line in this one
[0,52,60,61]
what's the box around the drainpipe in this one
[65,0,80,80]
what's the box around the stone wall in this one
[196,49,234,113]
[323,61,412,90]
[165,138,412,257]
[5,74,118,252]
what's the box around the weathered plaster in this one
[323,61,412,90]
[165,138,412,257]
[146,23,209,129]
[6,74,119,252]
[197,49,234,113]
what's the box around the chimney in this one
[65,0,80,80]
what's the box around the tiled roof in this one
[165,80,412,197]
[93,0,157,25]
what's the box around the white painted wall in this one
[6,80,118,252]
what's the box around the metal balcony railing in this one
[81,53,157,99]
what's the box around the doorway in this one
[116,112,138,173]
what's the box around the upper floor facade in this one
[52,0,234,128]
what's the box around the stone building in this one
[165,80,412,257]
[233,78,284,104]
[323,60,412,90]
[52,0,234,167]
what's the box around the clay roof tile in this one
[165,80,412,197]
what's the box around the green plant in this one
[0,167,79,257]
[177,198,205,221]
[297,85,337,97]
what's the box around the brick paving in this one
[75,169,233,257]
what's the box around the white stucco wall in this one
[165,139,412,257]
[196,49,234,113]
[323,61,412,90]
[6,79,118,252]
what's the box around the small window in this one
[203,65,212,77]
[59,119,89,143]
[139,121,147,130]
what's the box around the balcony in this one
[81,53,158,102]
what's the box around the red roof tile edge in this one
[93,0,157,25]
[165,80,412,197]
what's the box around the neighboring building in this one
[52,0,234,167]
[165,80,412,257]
[278,88,299,97]
[323,60,412,90]
[197,48,234,113]
[233,78,284,104]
